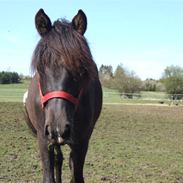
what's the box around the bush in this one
[113,65,142,94]
[0,71,21,84]
[161,65,183,94]
[142,79,166,92]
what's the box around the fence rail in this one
[103,92,183,105]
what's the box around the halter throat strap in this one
[38,82,81,108]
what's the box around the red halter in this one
[38,82,81,108]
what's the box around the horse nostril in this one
[62,124,71,139]
[65,124,70,130]
[44,124,51,136]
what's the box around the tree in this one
[11,72,20,83]
[113,64,142,94]
[161,65,183,94]
[99,64,113,78]
[163,65,183,78]
[0,72,11,84]
[125,72,142,93]
[99,65,113,88]
[0,71,21,84]
[113,64,126,92]
[143,79,156,91]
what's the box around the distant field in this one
[1,103,183,182]
[103,89,173,105]
[0,82,176,105]
[0,80,30,102]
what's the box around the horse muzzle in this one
[44,123,71,145]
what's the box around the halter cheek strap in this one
[38,82,81,108]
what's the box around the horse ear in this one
[72,10,87,35]
[35,9,52,36]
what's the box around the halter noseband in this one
[38,82,81,108]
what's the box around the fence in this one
[103,91,183,105]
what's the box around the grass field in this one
[0,82,176,105]
[1,102,183,182]
[0,81,29,102]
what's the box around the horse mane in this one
[31,19,97,80]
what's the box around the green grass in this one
[103,91,171,105]
[0,80,30,102]
[0,82,177,105]
[102,88,177,105]
[1,103,183,182]
[140,91,168,100]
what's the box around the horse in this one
[24,9,102,183]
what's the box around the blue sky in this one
[0,0,183,80]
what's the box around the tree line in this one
[0,71,21,84]
[1,65,183,96]
[99,64,183,96]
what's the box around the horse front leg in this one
[37,132,55,183]
[49,145,55,182]
[69,142,88,183]
[55,145,63,183]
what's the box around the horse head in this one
[32,9,96,145]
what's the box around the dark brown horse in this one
[24,9,102,183]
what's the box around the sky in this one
[0,0,183,80]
